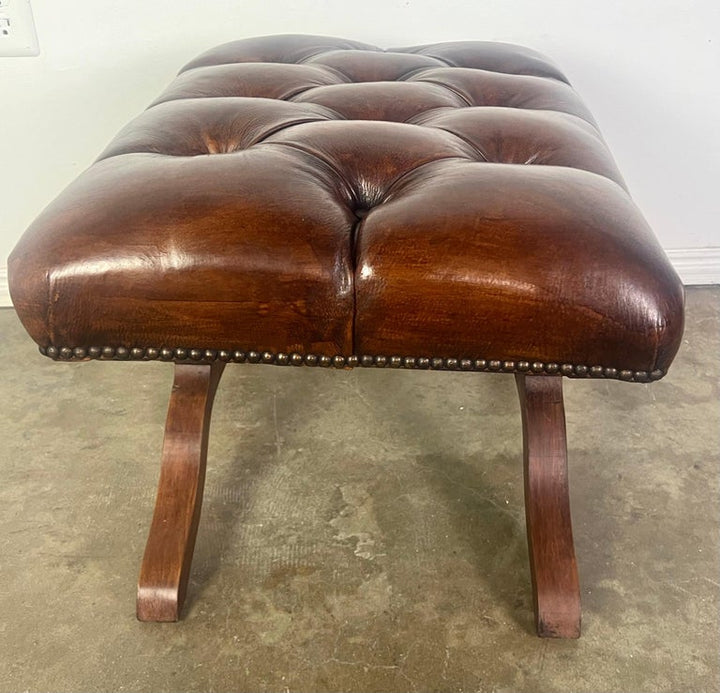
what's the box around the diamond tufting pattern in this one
[8,34,684,378]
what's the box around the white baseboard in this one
[664,247,720,286]
[0,247,718,308]
[0,266,9,308]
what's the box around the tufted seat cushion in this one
[8,34,684,381]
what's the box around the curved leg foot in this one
[137,362,225,622]
[516,374,581,638]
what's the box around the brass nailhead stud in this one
[40,343,665,384]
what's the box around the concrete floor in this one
[0,287,718,693]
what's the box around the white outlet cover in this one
[0,0,40,56]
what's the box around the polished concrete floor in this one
[0,287,718,693]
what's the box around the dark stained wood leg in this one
[515,374,581,638]
[137,362,225,622]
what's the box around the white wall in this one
[2,0,719,302]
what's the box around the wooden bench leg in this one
[137,362,225,622]
[515,374,581,638]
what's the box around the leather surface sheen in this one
[9,34,685,377]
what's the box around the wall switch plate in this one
[0,0,39,56]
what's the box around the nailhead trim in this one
[38,344,664,382]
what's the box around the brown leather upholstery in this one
[8,34,684,381]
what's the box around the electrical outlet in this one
[0,0,40,57]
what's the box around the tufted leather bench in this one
[8,34,684,637]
